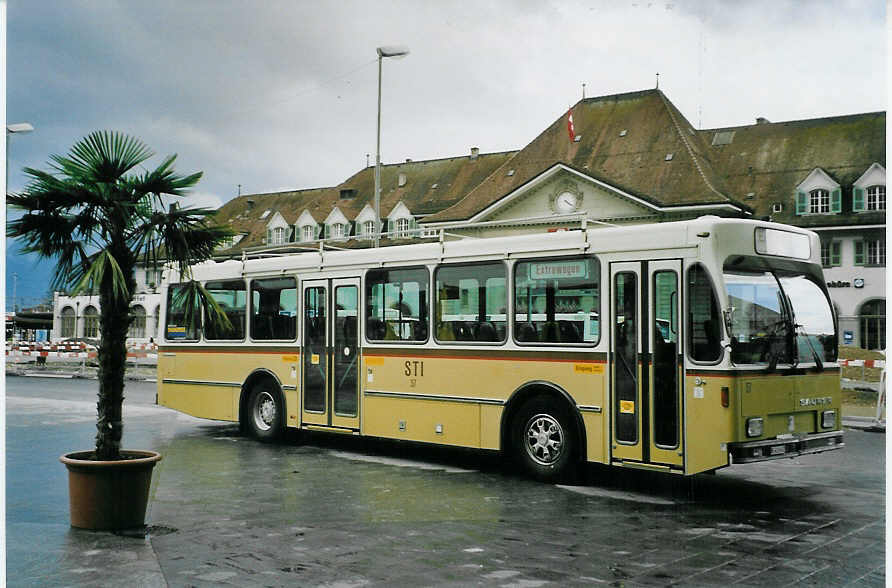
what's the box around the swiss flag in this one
[567,107,575,142]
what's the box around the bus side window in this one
[204,280,247,340]
[366,268,429,343]
[435,262,507,344]
[687,264,721,362]
[251,277,297,341]
[513,257,600,345]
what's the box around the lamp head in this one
[7,123,34,134]
[377,45,410,59]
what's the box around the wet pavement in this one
[6,375,886,586]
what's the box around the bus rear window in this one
[513,257,600,345]
[165,283,201,341]
[366,268,429,342]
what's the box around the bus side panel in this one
[158,348,300,426]
[684,373,734,474]
[582,413,606,464]
[363,396,481,447]
[362,353,606,454]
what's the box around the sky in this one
[4,0,887,309]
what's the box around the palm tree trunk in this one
[94,252,136,461]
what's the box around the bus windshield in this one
[724,271,836,366]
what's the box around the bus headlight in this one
[821,410,837,429]
[746,417,764,438]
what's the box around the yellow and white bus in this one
[158,216,843,481]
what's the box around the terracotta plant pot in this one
[59,450,162,530]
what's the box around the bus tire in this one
[512,397,577,483]
[247,381,283,442]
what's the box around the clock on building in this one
[551,187,583,214]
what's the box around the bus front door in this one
[610,260,684,470]
[301,278,361,430]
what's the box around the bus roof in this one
[179,216,819,282]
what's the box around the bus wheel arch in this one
[501,382,586,481]
[239,369,285,442]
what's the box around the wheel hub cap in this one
[525,414,564,466]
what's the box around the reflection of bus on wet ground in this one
[159,216,842,482]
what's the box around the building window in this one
[395,218,410,238]
[856,239,886,266]
[867,185,885,211]
[270,226,286,246]
[809,189,830,214]
[859,299,885,350]
[60,306,76,339]
[83,306,99,338]
[301,225,315,242]
[128,305,147,339]
[821,240,841,268]
[330,223,345,239]
[363,220,375,238]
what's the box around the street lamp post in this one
[6,122,34,197]
[374,45,409,247]
[7,123,34,341]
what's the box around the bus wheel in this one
[513,398,576,483]
[248,383,283,442]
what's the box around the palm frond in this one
[70,250,130,300]
[60,131,154,185]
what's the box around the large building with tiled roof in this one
[54,88,886,348]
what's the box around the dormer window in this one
[809,189,830,214]
[852,163,885,213]
[363,220,375,237]
[867,185,885,211]
[271,227,287,245]
[795,168,841,215]
[330,223,346,239]
[301,225,315,242]
[394,218,410,238]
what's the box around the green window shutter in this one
[795,191,808,215]
[313,225,320,240]
[266,228,272,244]
[286,226,294,242]
[854,240,865,265]
[853,187,865,211]
[387,219,394,234]
[830,188,841,213]
[324,224,330,239]
[409,218,418,234]
[831,241,841,266]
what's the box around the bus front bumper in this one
[729,430,844,464]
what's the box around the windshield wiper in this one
[795,323,824,372]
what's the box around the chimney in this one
[405,158,412,163]
[398,173,407,187]
[756,117,771,125]
[470,146,479,160]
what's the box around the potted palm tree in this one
[7,131,231,530]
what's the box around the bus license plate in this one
[770,446,786,456]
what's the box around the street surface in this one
[6,375,886,586]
